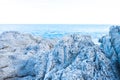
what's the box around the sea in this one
[0,24,112,44]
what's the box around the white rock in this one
[0,31,119,80]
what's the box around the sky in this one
[0,0,120,24]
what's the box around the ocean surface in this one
[0,24,111,44]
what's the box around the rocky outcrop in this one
[0,31,119,80]
[42,34,118,80]
[99,26,120,79]
[0,31,57,80]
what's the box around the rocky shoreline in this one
[0,26,120,80]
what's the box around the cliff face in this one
[0,30,119,80]
[99,26,120,59]
[99,26,120,79]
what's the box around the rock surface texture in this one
[0,28,120,80]
[99,26,120,79]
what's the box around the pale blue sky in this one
[0,0,120,24]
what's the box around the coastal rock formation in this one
[42,34,118,80]
[0,31,56,80]
[99,26,120,79]
[0,30,119,80]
